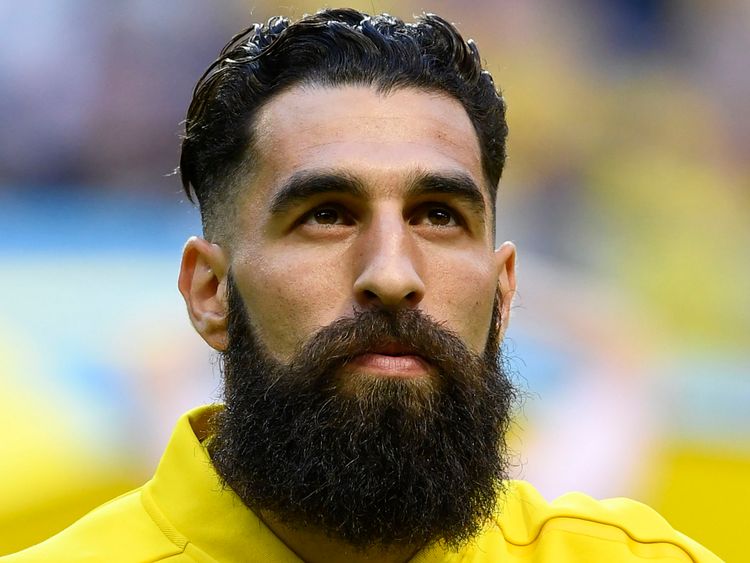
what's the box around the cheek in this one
[233,249,351,361]
[424,252,497,352]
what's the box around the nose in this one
[353,212,426,310]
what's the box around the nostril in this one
[357,288,424,309]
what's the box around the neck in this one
[259,511,422,563]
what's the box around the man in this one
[4,8,720,562]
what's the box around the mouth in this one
[347,342,433,378]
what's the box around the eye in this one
[412,204,461,227]
[426,207,456,226]
[301,205,353,226]
[312,208,340,224]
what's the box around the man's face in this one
[227,85,508,369]
[184,85,519,549]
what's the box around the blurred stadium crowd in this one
[1,0,747,559]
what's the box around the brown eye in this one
[426,207,455,226]
[312,208,341,225]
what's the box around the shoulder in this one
[1,488,189,563]
[478,480,722,562]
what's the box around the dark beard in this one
[207,274,518,551]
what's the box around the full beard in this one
[207,274,518,551]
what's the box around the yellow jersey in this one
[2,406,721,562]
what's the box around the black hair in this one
[179,8,508,237]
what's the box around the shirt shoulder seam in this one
[493,513,702,562]
[139,486,190,552]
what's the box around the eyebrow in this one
[269,171,367,215]
[406,170,487,219]
[268,168,487,220]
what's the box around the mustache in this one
[283,308,486,384]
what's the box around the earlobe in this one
[178,236,230,351]
[494,241,517,340]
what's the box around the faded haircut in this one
[179,8,508,239]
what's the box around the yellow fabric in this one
[2,405,721,562]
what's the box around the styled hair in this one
[179,8,508,237]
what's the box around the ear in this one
[494,241,517,340]
[178,236,229,351]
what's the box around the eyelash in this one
[412,203,463,227]
[300,204,354,226]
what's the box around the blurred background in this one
[0,0,747,559]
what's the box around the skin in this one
[178,85,517,563]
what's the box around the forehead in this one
[249,85,486,201]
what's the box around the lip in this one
[347,345,432,378]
